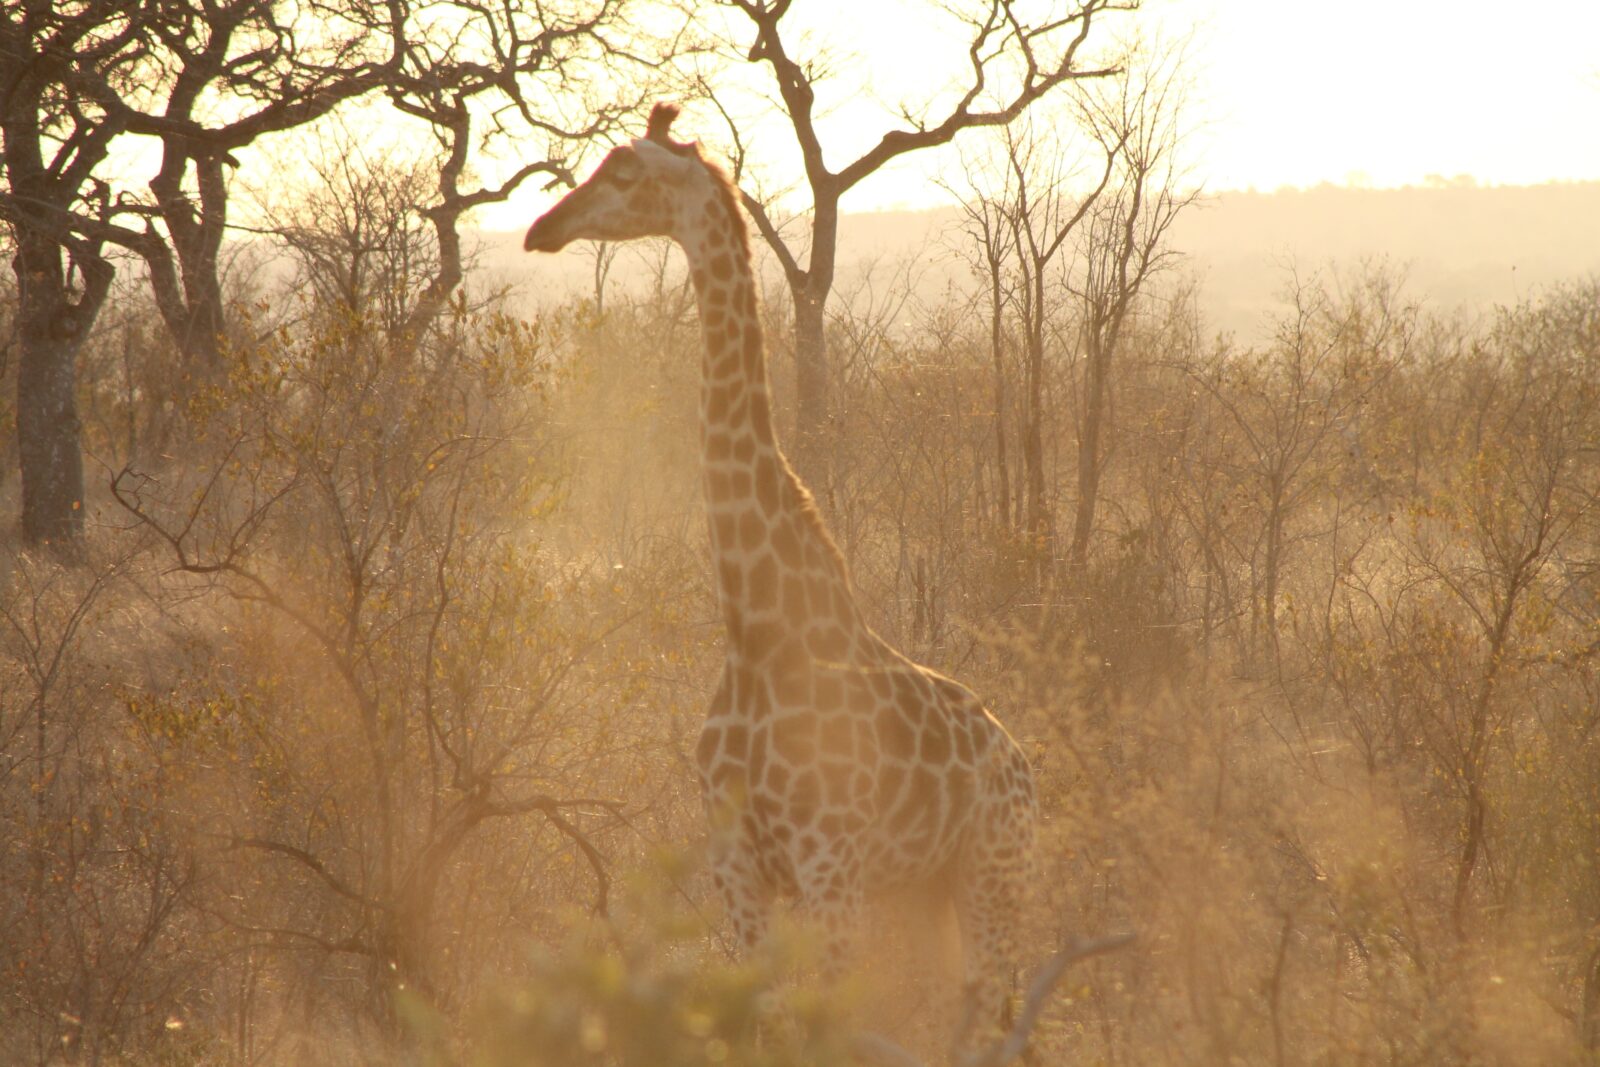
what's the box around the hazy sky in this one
[209,0,1600,232]
[618,0,1600,219]
[1171,0,1600,193]
[484,0,1600,229]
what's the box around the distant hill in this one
[483,181,1600,344]
[1171,181,1600,339]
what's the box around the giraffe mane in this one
[697,153,752,259]
[786,463,850,576]
[648,104,841,571]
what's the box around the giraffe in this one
[524,103,1038,1031]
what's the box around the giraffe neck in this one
[679,185,865,658]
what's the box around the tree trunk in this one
[1451,600,1517,938]
[12,234,107,547]
[1069,331,1110,574]
[2,29,116,547]
[791,285,830,493]
[989,275,1012,532]
[1261,473,1285,664]
[148,152,228,373]
[1022,349,1045,544]
[1022,305,1049,563]
[786,186,839,499]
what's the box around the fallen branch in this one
[852,931,1137,1067]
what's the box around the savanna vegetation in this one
[3,0,1598,1064]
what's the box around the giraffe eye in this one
[608,156,641,187]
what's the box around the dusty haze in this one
[5,1,1600,1063]
[503,180,1600,341]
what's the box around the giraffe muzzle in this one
[523,213,570,253]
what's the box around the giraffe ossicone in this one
[524,102,1039,1032]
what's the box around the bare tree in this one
[263,129,447,336]
[104,3,389,372]
[3,0,658,543]
[950,170,1020,534]
[1065,42,1195,576]
[1189,270,1410,669]
[372,0,668,341]
[944,37,1189,603]
[0,0,127,545]
[715,0,1135,490]
[1,0,389,543]
[997,118,1119,562]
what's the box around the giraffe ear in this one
[646,103,680,144]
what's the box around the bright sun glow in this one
[1174,0,1600,193]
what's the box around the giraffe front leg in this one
[708,829,771,956]
[708,836,808,1056]
[793,839,866,980]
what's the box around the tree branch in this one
[851,932,1137,1067]
[219,835,374,910]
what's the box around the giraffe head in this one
[524,104,714,253]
